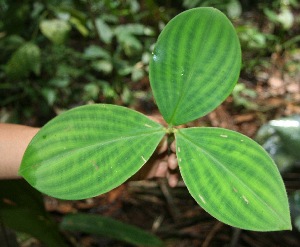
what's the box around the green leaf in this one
[149,7,241,126]
[83,45,111,60]
[19,104,165,200]
[60,213,163,247]
[41,87,57,106]
[40,19,71,44]
[49,78,70,88]
[175,127,291,231]
[115,24,147,36]
[69,17,89,37]
[0,180,68,246]
[115,29,143,56]
[95,18,113,44]
[83,83,100,100]
[6,42,41,79]
[91,60,113,74]
[226,0,242,19]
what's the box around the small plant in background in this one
[232,83,258,110]
[0,180,163,246]
[19,7,291,232]
[256,115,300,172]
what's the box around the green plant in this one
[0,0,162,122]
[256,115,300,172]
[263,0,298,31]
[183,0,242,19]
[0,180,163,246]
[19,7,291,231]
[232,83,258,110]
[0,180,68,246]
[60,213,163,246]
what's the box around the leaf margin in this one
[175,127,292,231]
[19,104,166,200]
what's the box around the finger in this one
[154,161,168,178]
[131,153,165,180]
[168,153,178,170]
[170,141,176,153]
[167,173,178,187]
[156,136,168,155]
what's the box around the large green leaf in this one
[19,104,165,200]
[60,213,163,247]
[175,127,291,231]
[149,7,241,126]
[0,180,68,246]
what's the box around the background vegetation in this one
[1,0,298,126]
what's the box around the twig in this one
[152,215,164,232]
[0,223,9,247]
[158,178,181,222]
[0,223,19,247]
[201,221,223,247]
[241,234,264,247]
[229,228,242,247]
[86,0,102,43]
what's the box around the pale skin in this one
[0,121,178,187]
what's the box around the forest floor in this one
[1,2,300,246]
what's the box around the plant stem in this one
[158,178,181,222]
[86,0,102,43]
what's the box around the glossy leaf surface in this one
[255,115,300,172]
[20,104,165,200]
[60,213,163,247]
[175,127,291,231]
[150,8,241,125]
[269,116,300,160]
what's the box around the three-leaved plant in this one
[20,7,291,231]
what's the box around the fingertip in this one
[170,141,176,153]
[168,174,178,187]
[155,161,168,177]
[157,136,168,154]
[168,153,178,170]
